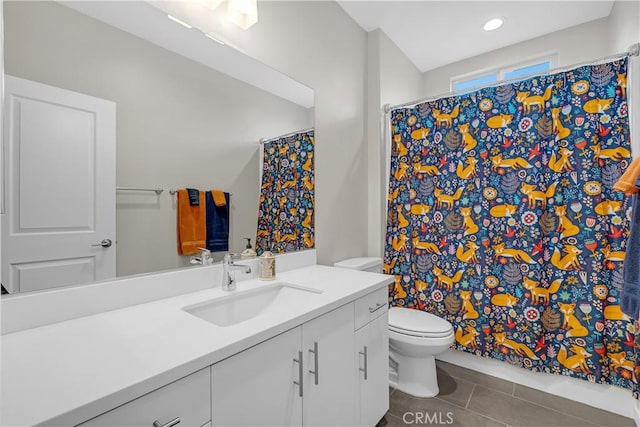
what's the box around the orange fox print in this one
[489,204,518,218]
[617,72,627,98]
[548,147,574,173]
[412,236,441,254]
[521,182,557,209]
[491,154,532,170]
[486,114,513,129]
[600,244,625,262]
[456,157,478,179]
[412,161,440,176]
[610,352,634,375]
[558,302,588,337]
[458,123,477,152]
[516,86,552,114]
[433,266,463,292]
[459,207,479,235]
[594,200,623,216]
[522,278,562,305]
[551,107,571,140]
[490,293,519,307]
[493,243,536,264]
[433,105,460,128]
[604,305,631,321]
[558,344,591,373]
[455,325,479,349]
[411,127,430,141]
[493,333,539,360]
[410,204,432,215]
[590,143,631,161]
[394,135,408,156]
[394,162,410,181]
[392,234,409,252]
[583,98,613,114]
[459,290,479,320]
[456,241,479,263]
[393,275,407,299]
[554,205,579,238]
[551,245,582,271]
[433,188,463,209]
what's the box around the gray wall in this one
[4,1,313,277]
[366,29,423,257]
[202,1,370,266]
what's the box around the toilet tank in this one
[333,257,382,273]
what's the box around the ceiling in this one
[337,0,615,72]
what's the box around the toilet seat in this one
[389,307,453,338]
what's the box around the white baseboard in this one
[437,349,637,420]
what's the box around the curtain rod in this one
[384,43,640,113]
[259,127,314,144]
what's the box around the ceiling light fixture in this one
[201,0,224,11]
[483,17,504,31]
[167,14,193,29]
[227,0,258,30]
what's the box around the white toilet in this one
[333,257,455,398]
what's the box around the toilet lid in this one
[389,307,453,336]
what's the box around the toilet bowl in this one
[333,258,454,398]
[388,307,454,398]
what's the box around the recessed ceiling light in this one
[483,18,504,31]
[167,14,193,29]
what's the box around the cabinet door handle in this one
[359,346,368,380]
[308,341,319,385]
[369,302,386,313]
[293,351,303,397]
[153,417,181,427]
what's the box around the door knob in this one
[92,239,113,248]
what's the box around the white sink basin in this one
[183,282,323,327]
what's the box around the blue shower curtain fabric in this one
[256,129,315,255]
[384,59,639,393]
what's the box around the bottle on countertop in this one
[259,249,276,280]
[241,237,257,259]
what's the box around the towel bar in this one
[116,187,164,195]
[169,189,233,196]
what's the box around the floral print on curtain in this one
[385,59,636,391]
[256,129,314,255]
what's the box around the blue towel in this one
[621,177,640,319]
[186,188,200,206]
[206,191,229,252]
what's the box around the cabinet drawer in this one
[80,367,211,427]
[355,287,388,330]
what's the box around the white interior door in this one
[2,75,116,294]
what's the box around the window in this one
[451,55,557,93]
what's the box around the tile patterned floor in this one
[377,360,635,427]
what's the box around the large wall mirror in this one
[2,0,314,295]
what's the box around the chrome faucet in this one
[222,253,251,291]
[190,248,213,265]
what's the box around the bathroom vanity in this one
[0,262,392,426]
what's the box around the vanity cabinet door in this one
[80,367,211,427]
[355,311,389,427]
[211,326,303,426]
[302,303,355,427]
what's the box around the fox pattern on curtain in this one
[256,129,314,255]
[384,59,636,391]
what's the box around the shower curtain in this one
[384,59,636,390]
[256,129,314,255]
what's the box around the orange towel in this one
[614,157,640,195]
[212,189,227,207]
[177,189,206,255]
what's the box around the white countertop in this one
[1,265,392,426]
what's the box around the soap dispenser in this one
[241,237,257,259]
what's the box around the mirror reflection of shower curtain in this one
[384,58,636,393]
[256,129,315,255]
